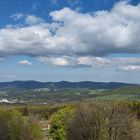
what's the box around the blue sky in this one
[0,0,140,83]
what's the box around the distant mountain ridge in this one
[0,81,136,90]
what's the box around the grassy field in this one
[0,86,140,103]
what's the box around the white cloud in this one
[25,15,45,25]
[119,65,140,72]
[67,0,83,8]
[40,57,70,66]
[38,56,140,72]
[39,56,77,66]
[0,1,140,69]
[10,14,45,25]
[10,13,24,20]
[18,60,32,65]
[77,57,110,67]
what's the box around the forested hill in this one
[0,81,135,90]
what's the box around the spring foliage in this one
[0,109,42,140]
[49,106,74,140]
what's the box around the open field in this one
[0,85,140,104]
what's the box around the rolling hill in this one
[0,81,134,90]
[0,81,139,103]
[92,86,140,101]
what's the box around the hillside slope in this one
[0,81,134,90]
[93,86,140,101]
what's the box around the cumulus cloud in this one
[38,56,140,72]
[0,1,140,70]
[39,56,78,66]
[18,60,32,65]
[119,65,140,72]
[25,15,45,25]
[10,14,45,25]
[38,56,111,67]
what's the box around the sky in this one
[0,0,140,83]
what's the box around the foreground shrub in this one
[49,106,74,140]
[0,109,43,140]
[49,103,140,140]
[68,103,138,140]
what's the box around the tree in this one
[67,103,108,140]
[0,109,43,140]
[67,103,138,140]
[49,106,74,140]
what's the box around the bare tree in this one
[67,103,139,140]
